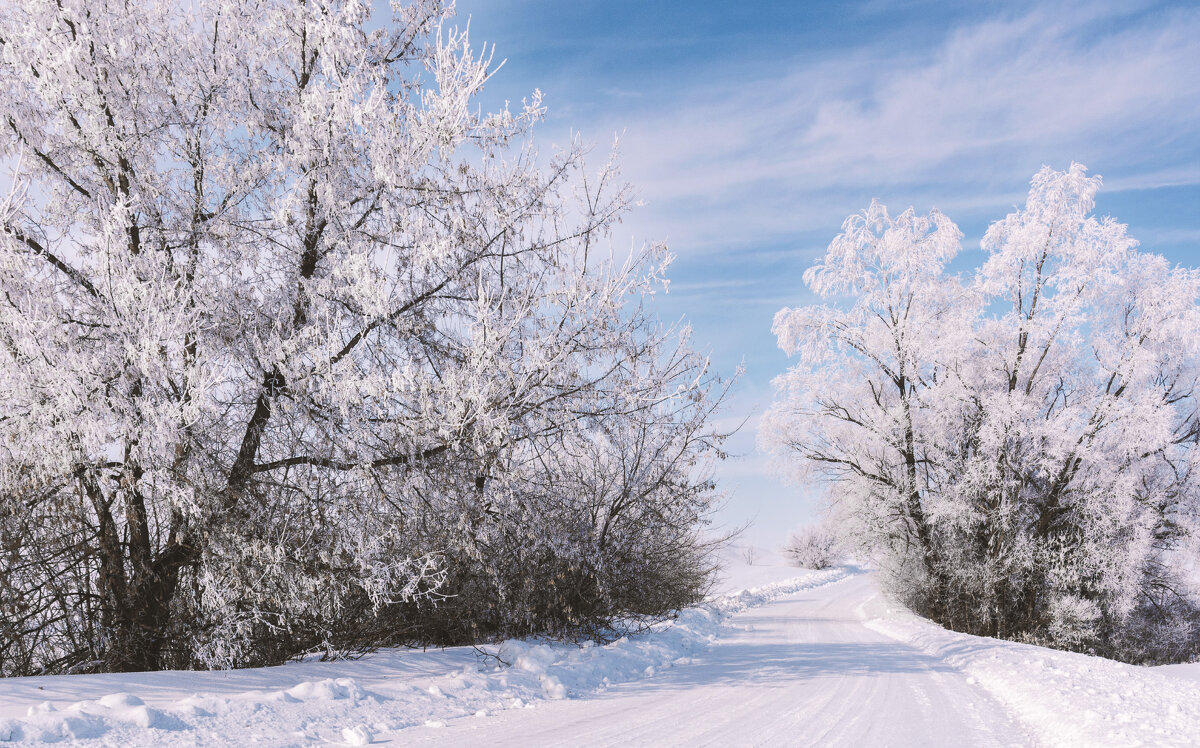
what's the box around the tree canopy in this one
[766,165,1200,662]
[0,0,729,675]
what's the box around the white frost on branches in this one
[765,164,1200,661]
[0,0,729,674]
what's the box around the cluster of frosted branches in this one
[0,0,729,675]
[765,165,1200,662]
[782,521,842,570]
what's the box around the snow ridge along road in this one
[864,600,1200,747]
[4,564,1200,746]
[0,568,848,745]
[403,572,1035,747]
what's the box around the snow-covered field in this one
[0,553,1197,746]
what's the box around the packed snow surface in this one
[0,557,1197,745]
[865,600,1200,747]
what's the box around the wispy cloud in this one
[455,0,1200,545]
[583,3,1200,256]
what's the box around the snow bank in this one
[478,565,852,705]
[1156,661,1200,685]
[0,568,849,746]
[861,598,1200,747]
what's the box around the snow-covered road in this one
[400,573,1034,747]
[4,563,1200,745]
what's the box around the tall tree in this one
[766,165,1200,661]
[0,0,727,674]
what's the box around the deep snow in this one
[0,553,1197,746]
[864,598,1200,746]
[0,555,843,745]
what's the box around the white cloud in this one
[462,0,1200,543]
[561,4,1200,256]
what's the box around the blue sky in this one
[446,0,1200,548]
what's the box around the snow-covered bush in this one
[783,524,841,570]
[1046,594,1103,649]
[0,0,729,675]
[370,391,729,646]
[764,164,1200,662]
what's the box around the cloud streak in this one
[453,0,1200,545]
[587,3,1200,255]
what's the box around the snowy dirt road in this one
[6,565,1200,746]
[400,573,1035,747]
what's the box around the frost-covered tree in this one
[765,165,1200,661]
[766,199,970,579]
[783,521,842,570]
[0,0,727,675]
